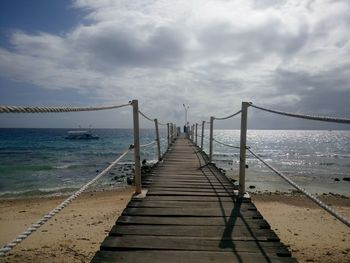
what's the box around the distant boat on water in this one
[65,130,99,140]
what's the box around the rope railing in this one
[140,140,157,148]
[0,147,132,257]
[250,103,350,124]
[213,138,240,149]
[247,147,350,228]
[158,121,167,126]
[213,110,242,121]
[138,110,167,126]
[138,110,154,122]
[0,103,131,113]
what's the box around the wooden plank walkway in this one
[91,135,296,263]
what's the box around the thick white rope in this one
[138,110,167,126]
[214,110,242,121]
[213,138,240,149]
[0,148,132,257]
[0,103,130,113]
[247,148,350,228]
[250,103,350,124]
[138,110,154,122]
[140,140,157,148]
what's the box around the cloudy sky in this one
[0,0,349,129]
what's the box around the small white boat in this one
[65,130,99,140]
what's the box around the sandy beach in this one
[0,187,134,263]
[0,189,349,263]
[253,193,350,263]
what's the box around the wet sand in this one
[0,189,349,263]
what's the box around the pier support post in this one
[201,121,205,150]
[239,102,249,195]
[132,99,142,194]
[209,117,214,163]
[195,123,198,145]
[154,118,161,161]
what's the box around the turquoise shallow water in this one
[0,129,349,198]
[0,128,167,197]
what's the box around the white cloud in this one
[0,0,349,128]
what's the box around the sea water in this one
[0,128,167,198]
[203,130,350,196]
[0,129,349,198]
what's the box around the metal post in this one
[209,117,214,163]
[167,123,170,148]
[195,123,198,145]
[201,121,205,150]
[239,102,249,195]
[154,118,161,161]
[132,100,142,194]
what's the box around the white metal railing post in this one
[209,117,214,163]
[239,102,249,195]
[201,121,205,149]
[131,99,142,194]
[195,123,198,145]
[167,123,170,148]
[154,118,161,161]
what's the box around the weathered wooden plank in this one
[122,207,262,217]
[143,181,234,187]
[109,225,279,241]
[92,251,297,263]
[142,184,235,190]
[146,191,237,197]
[127,200,257,209]
[135,195,242,202]
[100,236,291,256]
[147,187,235,194]
[116,216,270,228]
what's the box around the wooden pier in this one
[91,135,296,263]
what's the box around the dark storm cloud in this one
[273,66,350,116]
[76,25,187,69]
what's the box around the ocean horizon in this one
[0,128,349,198]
